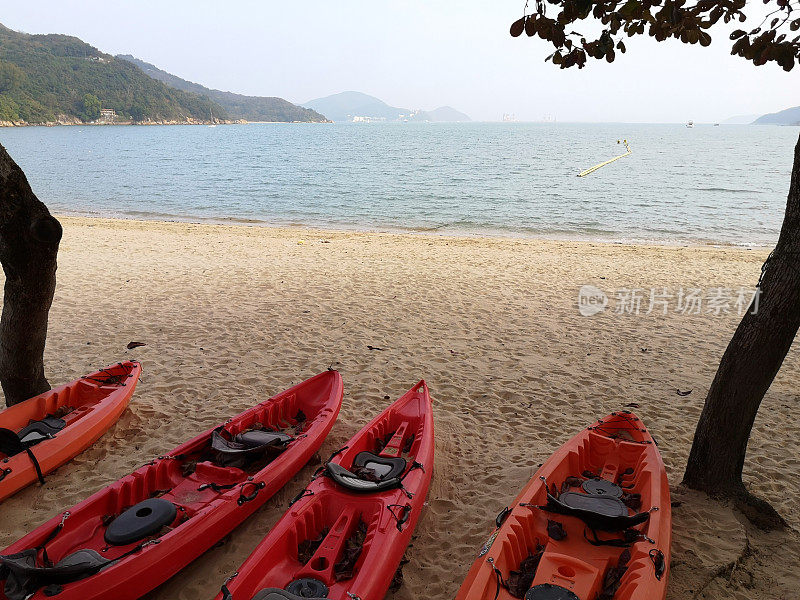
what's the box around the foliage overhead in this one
[511,1,800,71]
[0,23,226,123]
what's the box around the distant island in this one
[118,55,327,124]
[303,91,471,123]
[753,106,800,126]
[721,114,761,125]
[0,23,326,126]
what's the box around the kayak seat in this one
[104,498,178,546]
[325,462,402,493]
[0,428,48,485]
[542,490,650,532]
[0,428,26,459]
[0,416,67,459]
[0,548,111,600]
[235,430,293,448]
[251,589,327,600]
[559,492,628,517]
[17,416,66,446]
[212,429,292,456]
[211,429,293,467]
[352,452,407,481]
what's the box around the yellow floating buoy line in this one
[578,140,631,177]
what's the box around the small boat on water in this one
[685,120,694,128]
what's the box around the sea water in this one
[1,122,796,246]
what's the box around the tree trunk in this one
[683,132,800,529]
[0,143,62,407]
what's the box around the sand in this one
[1,216,798,599]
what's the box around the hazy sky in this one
[2,1,798,122]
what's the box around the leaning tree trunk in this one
[0,143,62,407]
[683,133,800,529]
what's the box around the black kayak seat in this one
[0,428,26,458]
[352,452,406,481]
[0,548,111,600]
[211,429,293,457]
[325,462,401,493]
[525,583,581,600]
[542,490,650,532]
[104,498,177,546]
[236,430,293,449]
[252,589,327,600]
[0,428,48,485]
[17,416,66,445]
[0,417,67,459]
[558,492,628,517]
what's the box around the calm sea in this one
[1,122,797,246]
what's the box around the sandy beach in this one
[0,216,798,600]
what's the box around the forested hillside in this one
[0,24,224,123]
[118,55,328,123]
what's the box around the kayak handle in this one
[237,480,266,506]
[387,503,412,531]
[220,572,238,600]
[649,549,665,580]
[496,506,511,529]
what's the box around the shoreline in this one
[52,213,776,251]
[0,119,330,127]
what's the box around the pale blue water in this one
[0,122,797,245]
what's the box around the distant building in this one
[99,109,117,121]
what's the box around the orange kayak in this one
[456,411,670,600]
[0,361,141,502]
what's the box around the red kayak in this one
[0,361,142,502]
[455,411,671,600]
[0,371,343,600]
[215,380,434,600]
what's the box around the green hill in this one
[0,23,225,124]
[118,55,328,123]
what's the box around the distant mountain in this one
[722,114,761,125]
[422,106,471,122]
[118,55,327,123]
[303,91,470,122]
[303,91,407,122]
[0,23,223,124]
[754,106,800,125]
